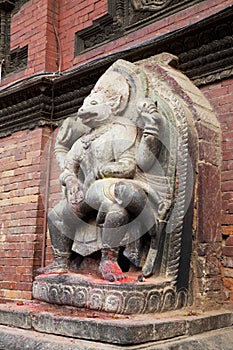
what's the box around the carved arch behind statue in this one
[140,53,222,293]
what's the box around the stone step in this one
[0,324,233,350]
[0,301,232,346]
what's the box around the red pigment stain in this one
[100,259,135,282]
[37,269,138,284]
[37,272,65,277]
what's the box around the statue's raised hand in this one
[136,99,163,170]
[137,99,162,136]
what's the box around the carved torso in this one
[61,118,138,192]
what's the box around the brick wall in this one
[2,0,232,86]
[2,0,108,86]
[11,0,48,75]
[201,78,233,305]
[0,127,51,300]
[59,0,107,71]
[72,0,233,69]
[3,0,58,87]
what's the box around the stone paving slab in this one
[0,325,111,350]
[0,301,232,345]
[0,324,233,350]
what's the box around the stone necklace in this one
[80,124,113,150]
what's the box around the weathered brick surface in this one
[0,127,52,301]
[161,62,223,308]
[196,163,221,243]
[201,78,233,305]
[71,0,233,69]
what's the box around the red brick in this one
[222,181,233,192]
[222,215,233,226]
[223,130,233,142]
[222,226,233,235]
[2,258,23,266]
[222,151,233,161]
[222,246,233,257]
[197,163,221,242]
[0,282,17,289]
[16,283,33,291]
[223,267,233,278]
[223,278,233,291]
[226,236,233,246]
[222,78,233,87]
[2,266,16,274]
[229,292,233,301]
[16,266,33,275]
[3,274,21,282]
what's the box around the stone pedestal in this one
[33,272,188,314]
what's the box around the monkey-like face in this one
[77,91,121,129]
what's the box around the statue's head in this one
[77,71,130,129]
[77,90,122,129]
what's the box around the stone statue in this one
[39,55,193,284]
[35,54,196,313]
[40,83,165,280]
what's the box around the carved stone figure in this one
[39,65,169,282]
[35,54,197,313]
[131,0,172,11]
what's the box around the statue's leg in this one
[142,224,158,277]
[114,181,148,215]
[37,201,73,274]
[114,181,159,277]
[142,220,166,277]
[100,203,129,282]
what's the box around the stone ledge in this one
[0,324,111,350]
[0,324,233,350]
[0,301,232,345]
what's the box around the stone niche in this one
[33,53,221,315]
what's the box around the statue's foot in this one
[100,259,126,282]
[36,258,69,275]
[142,248,158,277]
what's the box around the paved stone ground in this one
[0,324,233,350]
[0,302,232,349]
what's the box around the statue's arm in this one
[59,138,82,187]
[136,99,164,172]
[60,158,79,186]
[55,117,89,171]
[98,150,136,179]
[59,146,85,206]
